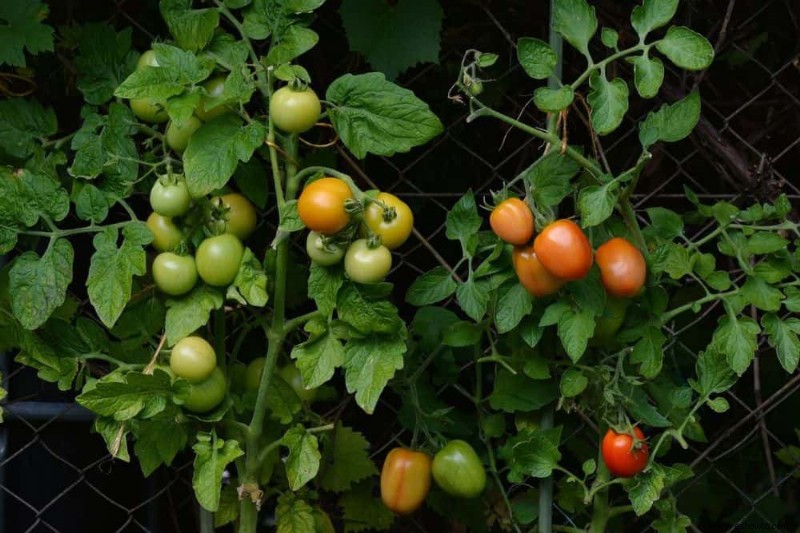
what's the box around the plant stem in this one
[659,289,739,324]
[282,310,322,336]
[589,443,611,533]
[199,509,214,533]
[570,43,650,89]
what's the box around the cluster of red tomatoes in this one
[298,178,414,281]
[146,183,255,297]
[381,440,486,514]
[490,198,647,299]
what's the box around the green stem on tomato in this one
[569,43,652,89]
[282,310,322,337]
[588,436,611,533]
[659,289,739,325]
[213,0,269,100]
[199,509,214,533]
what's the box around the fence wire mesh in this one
[1,0,799,531]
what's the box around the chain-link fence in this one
[2,0,799,531]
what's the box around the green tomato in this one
[170,336,216,383]
[196,234,244,287]
[244,357,265,392]
[195,77,233,122]
[165,116,203,153]
[589,297,630,347]
[130,97,168,123]
[344,239,392,283]
[137,50,159,69]
[269,86,321,133]
[431,440,486,499]
[306,231,344,266]
[211,193,257,241]
[279,362,316,403]
[146,212,182,252]
[152,252,198,296]
[183,367,226,413]
[150,178,192,217]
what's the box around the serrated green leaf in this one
[507,427,562,479]
[343,334,405,414]
[405,266,456,306]
[495,283,533,334]
[578,182,619,227]
[553,0,597,56]
[489,370,558,412]
[10,239,73,330]
[192,431,243,511]
[456,278,490,322]
[740,276,783,312]
[693,349,736,396]
[626,466,665,515]
[630,54,664,99]
[282,425,321,490]
[711,315,760,375]
[762,314,800,373]
[639,91,701,150]
[77,370,174,421]
[291,328,344,388]
[631,0,678,39]
[656,26,714,70]
[517,37,557,80]
[560,368,588,397]
[319,423,378,492]
[160,0,220,52]
[0,1,54,67]
[630,327,666,378]
[520,151,581,208]
[165,285,224,346]
[74,24,138,105]
[276,492,316,533]
[0,99,58,159]
[557,308,595,362]
[339,480,394,533]
[587,73,629,135]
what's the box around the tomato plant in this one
[363,192,414,249]
[380,448,433,515]
[601,427,649,478]
[269,86,322,133]
[170,336,217,383]
[297,177,354,235]
[152,252,198,296]
[490,197,534,245]
[431,440,486,499]
[344,239,392,283]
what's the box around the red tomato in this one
[595,237,647,298]
[380,448,432,515]
[533,219,593,280]
[601,427,649,478]
[489,198,534,245]
[512,245,564,297]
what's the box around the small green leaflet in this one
[587,72,629,135]
[265,25,319,66]
[308,263,344,316]
[94,418,130,461]
[639,91,701,150]
[626,465,665,516]
[159,0,220,52]
[343,333,406,414]
[506,427,562,480]
[339,480,395,532]
[339,0,443,80]
[0,1,55,67]
[495,283,533,334]
[533,86,575,113]
[631,0,678,39]
[445,190,482,250]
[517,37,557,80]
[630,327,666,378]
[10,239,74,331]
[560,368,588,397]
[165,285,224,346]
[134,419,189,477]
[578,182,619,227]
[192,431,244,512]
[76,370,175,421]
[629,54,665,99]
[0,99,58,159]
[226,248,268,307]
[73,24,138,105]
[275,492,316,533]
[319,423,378,492]
[691,349,736,397]
[291,326,345,388]
[655,26,715,71]
[553,0,597,57]
[326,72,443,159]
[601,27,619,49]
[762,314,800,373]
[282,425,322,490]
[557,308,595,362]
[405,266,456,306]
[711,314,760,375]
[520,151,581,208]
[489,370,559,412]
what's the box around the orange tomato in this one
[512,245,564,297]
[533,219,593,280]
[380,448,432,515]
[489,198,534,245]
[297,177,353,235]
[595,237,646,297]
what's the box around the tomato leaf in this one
[625,464,665,516]
[519,151,581,209]
[711,313,760,375]
[516,37,557,80]
[73,24,138,105]
[133,419,189,477]
[655,26,715,71]
[267,376,303,423]
[10,238,74,330]
[560,368,588,397]
[533,86,575,113]
[553,0,597,57]
[488,370,558,412]
[445,190,482,251]
[578,181,619,227]
[740,276,783,312]
[0,99,58,159]
[784,286,800,313]
[308,263,344,316]
[94,418,130,461]
[326,72,443,159]
[621,384,671,427]
[339,0,442,80]
[339,479,395,533]
[318,423,378,493]
[214,486,240,528]
[557,308,595,363]
[456,278,490,322]
[159,0,220,52]
[639,90,701,150]
[405,266,457,306]
[504,427,562,480]
[629,54,664,99]
[631,0,678,39]
[76,369,176,421]
[183,116,266,197]
[630,327,666,378]
[600,27,619,49]
[275,492,316,532]
[443,320,483,347]
[227,248,269,307]
[192,431,244,511]
[587,72,629,136]
[342,333,406,414]
[0,0,54,67]
[265,25,319,65]
[338,283,402,334]
[645,207,684,239]
[495,283,533,334]
[691,349,737,397]
[282,425,322,490]
[165,285,224,346]
[291,328,345,388]
[762,314,800,373]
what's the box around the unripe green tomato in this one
[130,97,168,123]
[165,116,203,153]
[152,252,198,296]
[306,231,345,266]
[344,239,392,283]
[137,50,159,69]
[467,80,483,96]
[170,336,217,383]
[150,178,192,217]
[183,367,226,413]
[431,440,487,498]
[146,212,182,252]
[269,86,321,133]
[212,193,257,241]
[244,357,265,392]
[279,362,316,403]
[195,77,233,122]
[196,234,244,287]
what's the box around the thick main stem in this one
[589,443,611,532]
